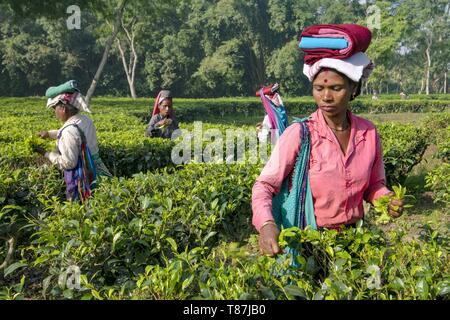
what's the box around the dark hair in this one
[313,68,361,101]
[57,103,79,115]
[350,80,362,101]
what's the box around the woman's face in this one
[158,99,172,117]
[312,69,355,118]
[54,104,67,122]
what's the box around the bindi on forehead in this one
[324,79,328,83]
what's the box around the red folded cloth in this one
[255,83,279,97]
[299,24,372,65]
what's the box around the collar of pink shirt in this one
[308,108,372,162]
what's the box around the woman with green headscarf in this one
[34,81,111,201]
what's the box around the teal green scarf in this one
[272,117,317,266]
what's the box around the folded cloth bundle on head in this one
[299,37,348,50]
[45,80,79,98]
[46,92,92,113]
[299,24,372,65]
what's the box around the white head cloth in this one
[303,52,374,83]
[46,92,92,113]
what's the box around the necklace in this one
[330,125,350,131]
[329,121,350,132]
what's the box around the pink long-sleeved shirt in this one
[252,109,391,231]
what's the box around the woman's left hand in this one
[37,131,49,139]
[387,195,404,218]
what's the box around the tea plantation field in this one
[0,97,448,300]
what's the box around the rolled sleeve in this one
[364,131,391,203]
[252,124,301,232]
[48,130,58,139]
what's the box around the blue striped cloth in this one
[299,37,348,49]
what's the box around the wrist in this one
[260,220,277,231]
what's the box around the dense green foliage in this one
[0,0,448,97]
[424,113,450,206]
[0,97,448,300]
[377,123,429,186]
[0,0,449,301]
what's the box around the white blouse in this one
[45,114,100,170]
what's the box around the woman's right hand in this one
[259,222,282,257]
[37,131,49,139]
[156,119,169,127]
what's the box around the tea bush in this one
[21,163,259,298]
[0,97,448,300]
[130,225,449,300]
[377,123,429,186]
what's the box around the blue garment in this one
[299,37,348,49]
[258,90,288,144]
[272,118,317,267]
[58,124,97,202]
[272,104,288,138]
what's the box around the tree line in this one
[0,0,448,98]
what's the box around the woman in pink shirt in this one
[252,25,404,257]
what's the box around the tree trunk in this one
[117,39,137,98]
[432,76,440,93]
[249,41,265,88]
[444,71,447,94]
[425,46,431,95]
[246,44,264,90]
[86,0,129,103]
[117,18,138,99]
[0,236,15,270]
